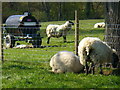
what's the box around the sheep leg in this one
[47,37,51,44]
[91,62,95,74]
[88,62,95,74]
[63,36,66,43]
[85,60,89,75]
[109,63,113,68]
[88,63,92,73]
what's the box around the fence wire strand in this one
[1,23,120,63]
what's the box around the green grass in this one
[2,61,120,88]
[2,19,120,88]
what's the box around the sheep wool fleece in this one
[78,37,113,66]
[50,51,83,73]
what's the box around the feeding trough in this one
[3,12,42,48]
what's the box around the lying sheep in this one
[46,21,74,44]
[94,22,105,28]
[78,37,119,74]
[49,51,83,73]
[14,44,33,49]
[13,43,33,49]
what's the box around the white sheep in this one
[94,22,105,28]
[49,51,83,73]
[13,43,33,49]
[46,21,74,44]
[78,37,119,74]
[14,44,33,49]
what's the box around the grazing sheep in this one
[78,37,119,74]
[49,51,83,73]
[94,22,105,28]
[46,21,74,44]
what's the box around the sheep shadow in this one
[102,68,120,76]
[66,41,74,43]
[111,68,120,76]
[3,64,32,70]
[40,45,66,48]
[40,41,74,48]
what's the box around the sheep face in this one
[50,55,66,73]
[65,21,74,28]
[68,21,74,25]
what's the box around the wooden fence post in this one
[0,2,3,63]
[0,1,2,90]
[75,10,79,56]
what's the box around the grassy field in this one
[2,19,120,88]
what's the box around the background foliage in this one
[2,2,104,22]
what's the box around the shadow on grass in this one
[66,41,74,43]
[9,65,32,70]
[80,29,105,35]
[40,45,66,48]
[102,68,120,76]
[2,61,33,70]
[40,40,74,48]
[112,68,120,76]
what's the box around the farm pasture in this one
[2,19,120,88]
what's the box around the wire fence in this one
[0,22,95,63]
[1,21,120,64]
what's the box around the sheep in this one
[13,43,33,49]
[94,22,105,28]
[78,37,119,74]
[49,51,83,73]
[14,44,33,49]
[46,21,74,44]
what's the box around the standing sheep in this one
[78,37,119,74]
[49,51,83,73]
[46,21,74,44]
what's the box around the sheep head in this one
[68,21,74,25]
[65,21,74,27]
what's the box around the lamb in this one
[78,37,119,74]
[49,51,83,73]
[94,22,105,28]
[46,21,74,44]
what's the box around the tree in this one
[85,2,91,19]
[2,2,105,22]
[104,2,120,60]
[58,2,63,21]
[41,2,51,21]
